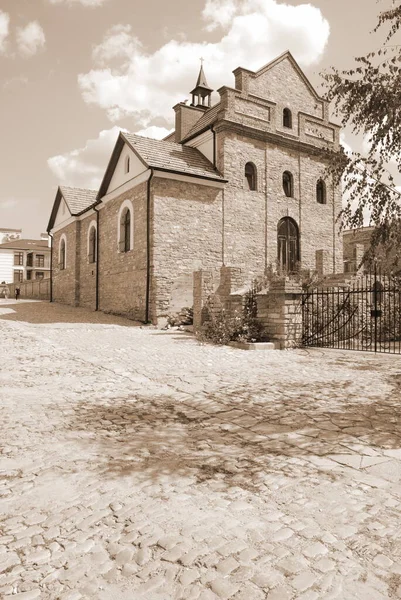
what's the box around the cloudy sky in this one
[0,0,391,237]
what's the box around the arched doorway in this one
[277,217,299,272]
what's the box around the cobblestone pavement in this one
[1,300,401,600]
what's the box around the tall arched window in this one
[117,199,134,252]
[88,224,97,263]
[59,235,67,270]
[245,162,257,191]
[283,171,293,197]
[277,217,299,272]
[316,179,326,204]
[283,108,292,128]
[125,155,130,174]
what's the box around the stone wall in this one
[52,221,79,306]
[78,213,97,310]
[152,177,223,325]
[217,130,343,275]
[98,182,148,321]
[7,278,50,301]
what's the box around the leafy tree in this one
[321,0,401,272]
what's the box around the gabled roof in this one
[47,186,98,232]
[98,131,225,198]
[0,239,49,252]
[59,186,98,215]
[182,102,221,142]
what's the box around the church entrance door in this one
[277,217,299,272]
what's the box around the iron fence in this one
[302,267,401,354]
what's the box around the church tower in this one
[190,63,213,109]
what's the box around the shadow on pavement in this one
[0,301,142,327]
[68,375,401,490]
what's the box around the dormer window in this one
[283,108,292,129]
[283,171,293,197]
[245,162,257,191]
[125,155,130,174]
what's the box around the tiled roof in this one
[60,186,98,215]
[183,102,221,141]
[122,132,225,181]
[0,239,49,251]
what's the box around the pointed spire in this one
[190,59,213,109]
[196,62,210,88]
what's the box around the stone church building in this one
[47,51,342,324]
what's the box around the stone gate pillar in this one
[256,278,303,348]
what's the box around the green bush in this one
[197,285,264,345]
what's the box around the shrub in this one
[197,284,264,345]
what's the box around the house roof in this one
[98,131,225,198]
[0,239,49,252]
[47,186,98,232]
[182,102,221,141]
[59,186,98,215]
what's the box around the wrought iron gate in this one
[302,267,401,354]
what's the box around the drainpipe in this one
[211,125,216,168]
[145,169,154,324]
[49,232,53,302]
[93,205,100,311]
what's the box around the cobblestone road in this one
[1,300,401,599]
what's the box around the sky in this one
[0,0,394,238]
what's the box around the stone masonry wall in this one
[52,221,79,306]
[98,182,148,321]
[152,177,223,324]
[78,212,97,310]
[219,131,343,275]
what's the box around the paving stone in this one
[216,556,240,575]
[0,551,21,573]
[4,591,41,600]
[271,528,294,542]
[265,585,293,600]
[211,577,240,599]
[315,558,336,572]
[291,570,317,592]
[180,568,200,585]
[277,555,309,574]
[303,542,328,558]
[373,554,393,568]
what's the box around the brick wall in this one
[52,221,79,306]
[98,183,148,321]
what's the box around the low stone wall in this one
[193,266,303,348]
[6,279,50,301]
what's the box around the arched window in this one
[88,223,97,263]
[283,171,293,197]
[245,162,257,191]
[316,179,326,204]
[59,235,67,270]
[125,155,130,174]
[277,217,299,272]
[283,108,292,128]
[117,199,134,252]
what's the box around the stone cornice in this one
[214,119,339,156]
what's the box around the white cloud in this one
[340,132,353,157]
[47,125,174,188]
[0,11,10,54]
[49,0,108,6]
[135,126,173,140]
[78,0,330,127]
[16,21,46,57]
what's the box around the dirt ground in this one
[1,300,401,600]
